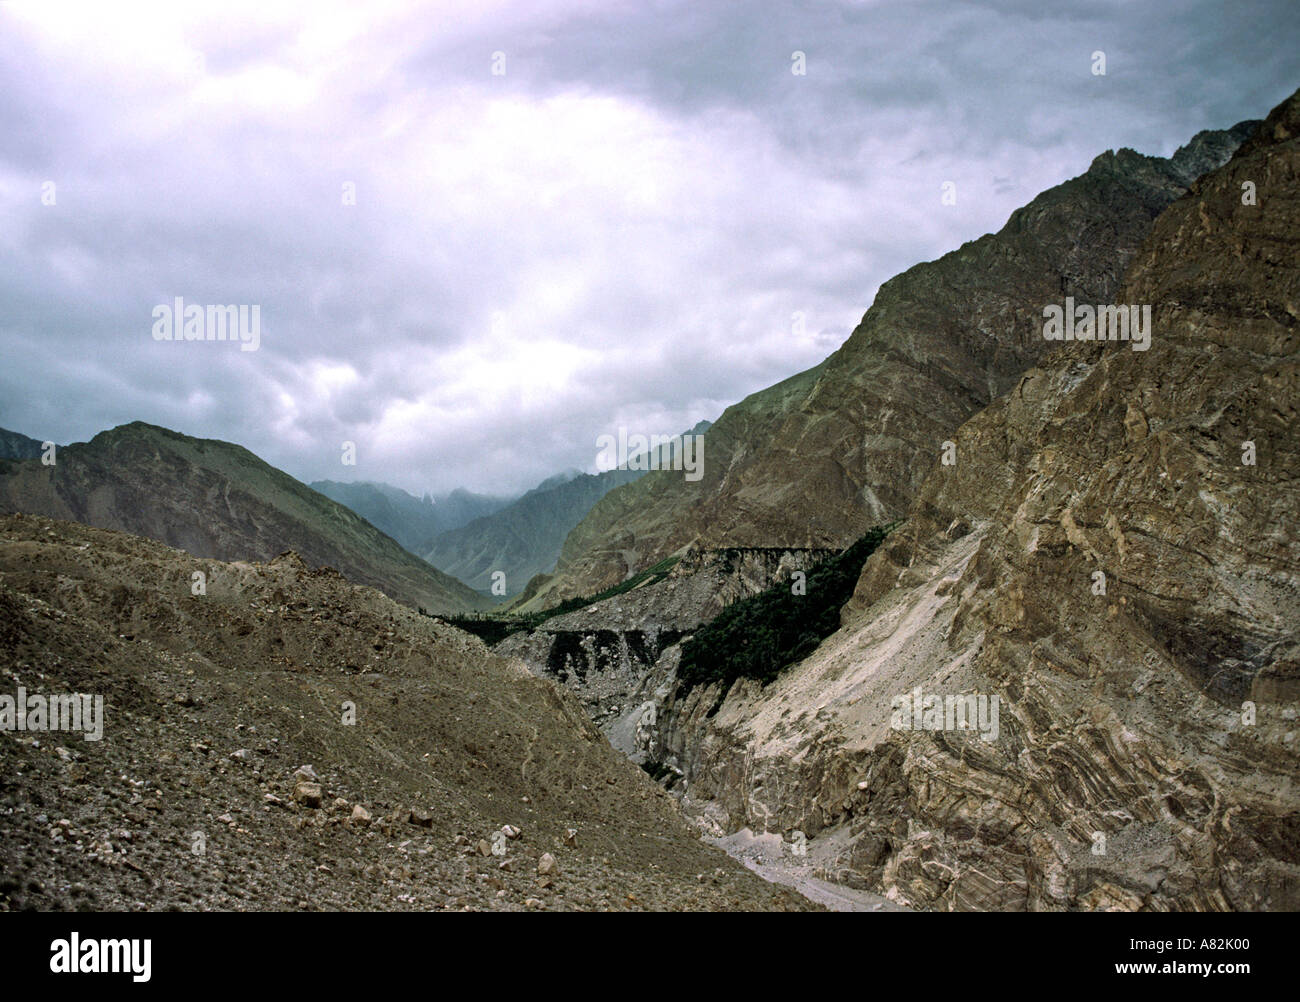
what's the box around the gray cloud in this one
[0,0,1296,496]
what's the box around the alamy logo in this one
[1043,297,1151,351]
[596,427,704,482]
[50,933,151,982]
[890,686,999,741]
[0,687,103,741]
[152,297,261,352]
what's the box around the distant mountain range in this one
[422,421,712,597]
[0,421,485,614]
[309,424,711,599]
[421,467,644,596]
[0,427,46,460]
[309,479,511,553]
[0,417,716,607]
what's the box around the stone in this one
[292,764,319,784]
[293,782,323,809]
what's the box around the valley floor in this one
[709,829,907,912]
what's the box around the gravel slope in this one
[0,514,812,912]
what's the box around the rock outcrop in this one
[500,545,835,750]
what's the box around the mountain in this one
[532,469,584,492]
[520,120,1259,610]
[0,422,485,614]
[433,421,712,599]
[642,90,1300,910]
[0,513,810,911]
[424,467,645,596]
[0,427,46,461]
[309,480,511,554]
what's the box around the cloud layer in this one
[1,0,1296,495]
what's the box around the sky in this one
[1,0,1296,496]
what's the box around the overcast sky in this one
[1,1,1296,496]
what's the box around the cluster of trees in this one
[676,526,892,708]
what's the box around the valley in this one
[2,81,1296,915]
[420,89,1300,911]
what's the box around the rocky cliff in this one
[650,90,1300,911]
[498,545,835,747]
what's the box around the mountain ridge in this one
[0,421,485,614]
[0,427,47,461]
[310,479,512,554]
[520,118,1260,610]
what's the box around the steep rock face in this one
[526,122,1257,608]
[0,422,485,614]
[662,91,1300,911]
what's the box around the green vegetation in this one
[676,526,893,708]
[434,554,682,644]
